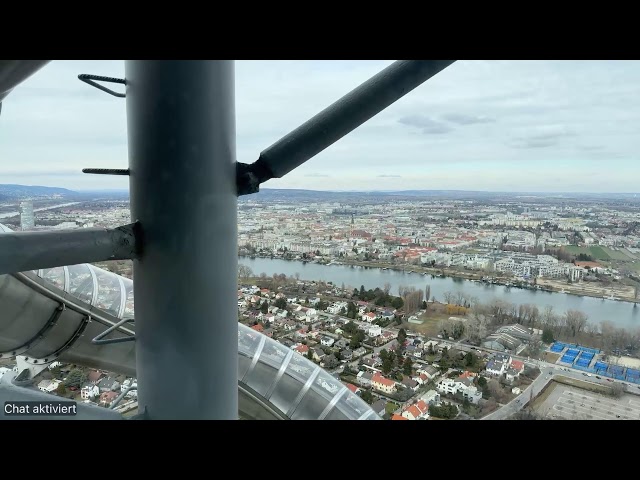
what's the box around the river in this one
[240,257,640,330]
[0,202,81,219]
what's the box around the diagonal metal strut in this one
[237,60,456,195]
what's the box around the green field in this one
[564,245,609,260]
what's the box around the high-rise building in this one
[19,201,34,230]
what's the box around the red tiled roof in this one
[392,414,408,420]
[346,383,359,393]
[511,360,524,371]
[251,324,264,332]
[372,373,395,388]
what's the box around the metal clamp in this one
[92,318,135,345]
[78,74,126,98]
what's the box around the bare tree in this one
[294,272,300,281]
[564,310,588,338]
[466,315,488,345]
[443,291,454,305]
[425,284,431,302]
[383,282,392,295]
[259,272,267,280]
[238,264,253,280]
[455,292,465,306]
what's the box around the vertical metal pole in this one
[125,60,237,419]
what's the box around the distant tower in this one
[19,201,34,230]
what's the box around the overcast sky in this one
[2,60,639,193]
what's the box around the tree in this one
[65,369,87,389]
[425,284,431,303]
[383,282,391,295]
[361,390,374,404]
[344,321,358,335]
[238,264,253,280]
[274,298,287,309]
[398,328,407,344]
[260,301,269,314]
[403,357,413,375]
[56,382,66,395]
[477,376,487,389]
[465,352,475,367]
[565,309,588,338]
[391,297,404,310]
[542,328,554,343]
[350,331,366,349]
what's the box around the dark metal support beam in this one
[0,60,51,108]
[0,223,140,275]
[237,60,455,195]
[126,60,238,419]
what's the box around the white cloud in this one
[1,60,640,192]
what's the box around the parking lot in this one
[533,383,640,420]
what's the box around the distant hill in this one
[245,188,640,202]
[0,184,77,199]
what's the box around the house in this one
[363,312,377,323]
[294,344,310,356]
[97,376,120,393]
[391,414,408,420]
[37,379,60,394]
[345,383,361,396]
[251,323,264,333]
[100,391,119,407]
[81,383,100,400]
[353,347,367,358]
[371,399,387,417]
[437,378,482,404]
[380,310,395,321]
[402,376,420,392]
[320,336,335,347]
[485,360,506,377]
[372,373,396,394]
[356,370,374,387]
[362,357,379,368]
[368,325,382,337]
[312,348,326,362]
[401,399,429,420]
[417,365,439,380]
[87,369,104,384]
[420,389,441,406]
[341,349,353,361]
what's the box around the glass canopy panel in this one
[123,279,134,319]
[91,267,122,317]
[290,369,341,420]
[242,339,290,397]
[40,267,65,291]
[267,352,315,413]
[66,264,95,305]
[334,389,375,419]
[238,325,263,379]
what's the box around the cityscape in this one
[3,59,640,420]
[2,185,640,420]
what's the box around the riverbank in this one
[242,254,639,306]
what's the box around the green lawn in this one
[563,245,611,261]
[385,402,400,415]
[604,247,634,261]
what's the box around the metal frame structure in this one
[0,59,456,419]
